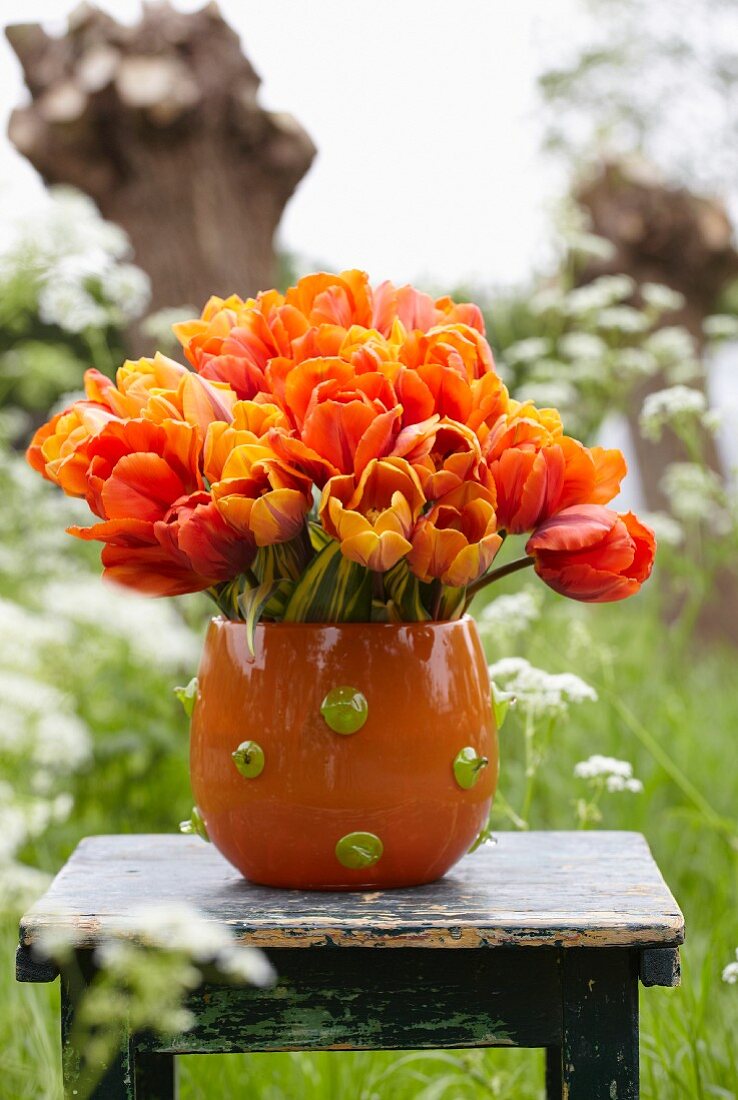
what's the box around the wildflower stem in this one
[464,556,535,606]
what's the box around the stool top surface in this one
[19,831,683,952]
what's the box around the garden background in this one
[1,1,737,1097]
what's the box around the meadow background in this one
[2,1,738,1097]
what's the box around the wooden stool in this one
[17,831,683,1099]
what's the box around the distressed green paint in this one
[453,746,489,790]
[232,741,265,779]
[320,686,368,734]
[139,947,544,1056]
[179,806,210,842]
[335,831,383,869]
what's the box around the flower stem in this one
[464,556,535,607]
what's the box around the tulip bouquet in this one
[27,270,655,640]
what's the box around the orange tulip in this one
[526,505,656,602]
[79,418,202,522]
[320,457,425,572]
[210,442,312,546]
[285,270,374,329]
[489,438,626,534]
[401,324,495,382]
[392,416,485,500]
[27,401,118,496]
[155,491,256,582]
[408,482,502,588]
[267,357,402,483]
[467,372,510,438]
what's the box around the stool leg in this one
[560,948,639,1100]
[135,1053,178,1099]
[61,966,134,1099]
[545,1046,562,1098]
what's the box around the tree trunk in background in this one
[6,2,316,315]
[576,160,738,641]
[575,160,738,510]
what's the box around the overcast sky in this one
[0,0,573,290]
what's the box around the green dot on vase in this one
[335,831,383,869]
[453,747,489,790]
[179,805,210,842]
[232,740,265,779]
[320,686,368,734]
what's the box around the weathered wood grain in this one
[18,831,684,957]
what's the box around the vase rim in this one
[210,614,475,632]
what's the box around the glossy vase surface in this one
[190,616,497,890]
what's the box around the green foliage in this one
[0,188,150,435]
[282,539,373,623]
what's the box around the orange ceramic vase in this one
[190,616,497,890]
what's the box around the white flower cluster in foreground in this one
[0,450,202,913]
[640,385,716,442]
[102,903,276,988]
[723,950,738,985]
[488,657,597,719]
[574,755,644,794]
[37,903,275,1072]
[41,578,200,670]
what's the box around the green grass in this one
[2,589,737,1099]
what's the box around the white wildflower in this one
[704,314,738,341]
[641,283,685,314]
[107,903,276,988]
[37,281,109,333]
[0,861,51,914]
[41,579,200,669]
[503,337,550,365]
[660,463,731,534]
[644,326,697,366]
[102,263,151,318]
[516,379,579,411]
[529,287,566,316]
[639,385,708,442]
[612,347,659,380]
[596,306,650,334]
[574,755,643,794]
[480,590,542,632]
[564,275,635,316]
[723,952,738,984]
[558,332,607,361]
[566,231,616,263]
[488,657,597,719]
[114,903,232,960]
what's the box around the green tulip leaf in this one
[283,538,372,623]
[383,559,432,621]
[238,579,295,656]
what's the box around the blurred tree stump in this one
[577,160,738,641]
[575,160,738,511]
[6,1,316,313]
